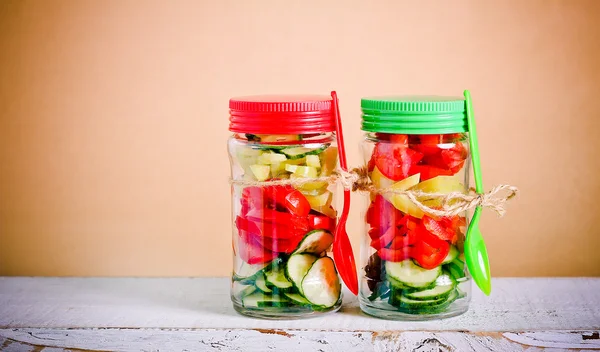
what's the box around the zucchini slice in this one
[301,256,341,308]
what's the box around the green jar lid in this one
[361,96,468,134]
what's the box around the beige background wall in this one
[1,0,599,277]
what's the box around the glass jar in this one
[359,96,472,320]
[228,95,342,319]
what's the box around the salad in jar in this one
[229,133,342,318]
[361,132,471,318]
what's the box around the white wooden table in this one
[0,278,598,351]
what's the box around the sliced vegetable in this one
[282,145,329,159]
[441,245,459,264]
[385,260,441,289]
[250,164,270,181]
[404,274,456,301]
[254,273,272,293]
[306,155,321,168]
[292,230,334,255]
[284,293,311,306]
[286,253,318,294]
[319,147,338,176]
[301,256,341,308]
[265,267,293,289]
[381,173,423,218]
[233,261,270,283]
[242,292,290,308]
[257,152,288,165]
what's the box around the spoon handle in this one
[464,90,483,193]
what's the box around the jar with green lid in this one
[359,96,472,320]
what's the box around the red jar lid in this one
[229,95,335,134]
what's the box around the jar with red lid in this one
[359,96,472,320]
[228,95,342,319]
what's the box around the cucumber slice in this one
[368,281,391,301]
[404,274,456,301]
[254,273,272,293]
[291,230,334,255]
[284,293,311,306]
[265,268,293,289]
[281,145,329,159]
[445,260,465,280]
[286,254,318,294]
[395,294,447,309]
[301,256,341,308]
[442,245,459,264]
[385,260,441,289]
[238,285,257,298]
[233,261,269,284]
[242,292,290,308]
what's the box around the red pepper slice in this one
[370,226,397,251]
[410,222,451,269]
[308,214,336,232]
[377,247,412,262]
[237,229,277,264]
[248,231,303,254]
[411,239,449,269]
[242,186,311,217]
[366,195,404,235]
[246,208,310,233]
[388,227,418,249]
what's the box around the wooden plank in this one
[1,328,599,351]
[1,277,599,332]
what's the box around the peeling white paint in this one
[0,278,599,351]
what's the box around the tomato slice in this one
[422,216,456,243]
[441,142,468,173]
[373,142,424,181]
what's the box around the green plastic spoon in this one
[464,90,492,296]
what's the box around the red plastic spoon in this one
[331,91,358,295]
